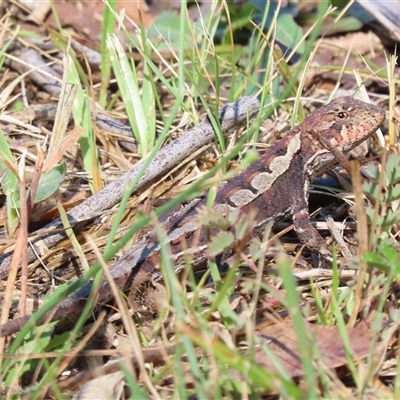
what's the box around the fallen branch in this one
[0,96,260,278]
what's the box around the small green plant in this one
[362,153,400,275]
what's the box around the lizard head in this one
[302,96,386,178]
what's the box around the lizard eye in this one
[336,111,348,120]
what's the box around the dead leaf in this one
[252,320,374,378]
[49,0,104,40]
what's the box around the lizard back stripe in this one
[229,132,302,207]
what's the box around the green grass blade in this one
[107,34,151,155]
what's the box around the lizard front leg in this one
[291,196,333,264]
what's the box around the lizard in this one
[0,96,386,337]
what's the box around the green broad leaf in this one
[386,154,400,184]
[249,237,264,260]
[364,245,400,275]
[323,16,363,33]
[5,321,73,385]
[275,12,305,55]
[203,213,231,230]
[363,181,379,200]
[201,207,238,230]
[363,162,380,181]
[364,206,378,223]
[379,244,400,266]
[148,11,204,51]
[386,185,400,203]
[33,162,66,204]
[386,153,400,172]
[0,128,20,234]
[207,231,235,257]
[234,212,255,241]
[363,252,389,272]
[5,325,54,384]
[380,210,400,231]
[46,331,72,350]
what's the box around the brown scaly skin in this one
[0,97,386,336]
